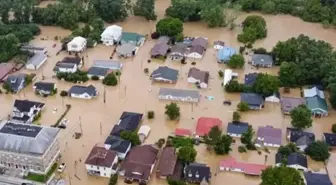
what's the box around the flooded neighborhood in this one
[1,0,336,185]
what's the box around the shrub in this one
[237,102,250,112]
[238,146,247,153]
[147,111,155,119]
[232,111,241,122]
[239,46,245,54]
[252,47,268,54]
[144,68,149,74]
[91,75,100,80]
[60,90,68,97]
[103,73,118,86]
[218,70,224,77]
[332,124,336,133]
[246,43,253,48]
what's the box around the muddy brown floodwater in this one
[1,0,336,184]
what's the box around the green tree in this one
[305,141,330,161]
[156,17,183,37]
[237,15,267,44]
[109,174,118,185]
[225,80,247,92]
[120,131,141,145]
[133,0,157,20]
[199,1,225,27]
[237,102,250,112]
[278,62,299,87]
[241,125,255,149]
[261,1,276,14]
[214,134,233,154]
[290,104,312,129]
[261,166,305,185]
[147,111,155,119]
[277,143,298,157]
[252,73,280,97]
[232,111,241,122]
[165,0,200,21]
[0,34,20,62]
[93,0,129,23]
[227,54,245,68]
[165,102,180,120]
[177,146,197,163]
[167,178,187,185]
[103,73,118,86]
[204,126,222,146]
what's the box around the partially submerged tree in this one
[133,0,157,20]
[156,17,183,37]
[232,111,241,122]
[147,111,155,119]
[227,54,245,69]
[261,166,305,185]
[214,134,233,154]
[177,146,197,163]
[237,102,250,112]
[290,104,312,129]
[165,0,200,22]
[120,131,141,146]
[103,73,118,86]
[93,0,129,23]
[305,141,330,161]
[204,126,222,146]
[237,15,267,44]
[165,102,181,120]
[199,0,225,27]
[277,143,298,157]
[241,125,255,149]
[109,174,118,185]
[252,73,280,97]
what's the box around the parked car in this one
[223,100,232,105]
[57,163,66,173]
[58,119,69,129]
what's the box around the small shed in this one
[265,92,281,103]
[138,125,151,143]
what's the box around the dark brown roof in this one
[0,63,15,81]
[191,37,208,49]
[156,147,177,177]
[188,67,209,84]
[151,43,170,56]
[121,145,159,181]
[85,146,117,167]
[189,45,205,55]
[171,43,187,54]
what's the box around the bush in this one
[56,71,89,83]
[115,70,121,76]
[237,102,249,112]
[103,73,118,86]
[60,90,68,97]
[232,111,241,122]
[156,138,166,148]
[218,70,224,77]
[332,124,336,133]
[151,32,160,39]
[239,46,245,54]
[147,111,155,119]
[246,43,253,48]
[252,47,268,54]
[238,146,247,153]
[144,68,149,74]
[91,75,100,80]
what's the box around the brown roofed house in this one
[151,43,170,59]
[156,147,178,179]
[187,67,210,89]
[187,45,205,59]
[191,37,208,49]
[85,146,119,177]
[120,145,159,184]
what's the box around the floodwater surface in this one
[1,0,336,184]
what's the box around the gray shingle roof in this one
[116,43,136,55]
[26,53,47,67]
[252,54,273,65]
[0,121,59,155]
[275,153,307,168]
[241,93,264,106]
[151,43,170,56]
[159,88,200,100]
[68,85,98,96]
[93,60,122,70]
[87,67,109,77]
[151,66,179,82]
[6,73,26,92]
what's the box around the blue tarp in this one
[217,46,236,63]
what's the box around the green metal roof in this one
[121,32,143,43]
[305,96,328,113]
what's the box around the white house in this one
[158,88,200,103]
[187,68,209,89]
[101,25,123,46]
[85,146,118,178]
[68,85,98,99]
[26,53,47,70]
[138,125,151,143]
[67,36,87,53]
[265,92,281,103]
[53,62,78,74]
[223,69,232,86]
[11,99,45,124]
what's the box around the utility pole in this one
[103,86,106,104]
[79,116,83,135]
[100,122,102,136]
[191,103,194,112]
[68,171,72,185]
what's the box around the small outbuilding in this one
[67,36,87,53]
[213,41,225,50]
[138,125,151,143]
[26,53,47,70]
[265,92,281,103]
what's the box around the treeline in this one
[0,24,40,63]
[165,0,240,27]
[273,34,336,108]
[238,0,336,27]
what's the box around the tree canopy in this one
[165,0,201,22]
[205,126,233,155]
[93,0,129,23]
[237,15,267,44]
[165,102,181,120]
[156,17,183,37]
[237,102,250,112]
[103,73,118,86]
[241,125,255,149]
[199,0,226,27]
[252,73,280,97]
[120,131,141,146]
[277,143,298,157]
[261,166,305,185]
[133,0,157,20]
[305,141,330,161]
[177,146,197,163]
[227,54,245,68]
[290,104,313,129]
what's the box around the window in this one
[97,166,99,170]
